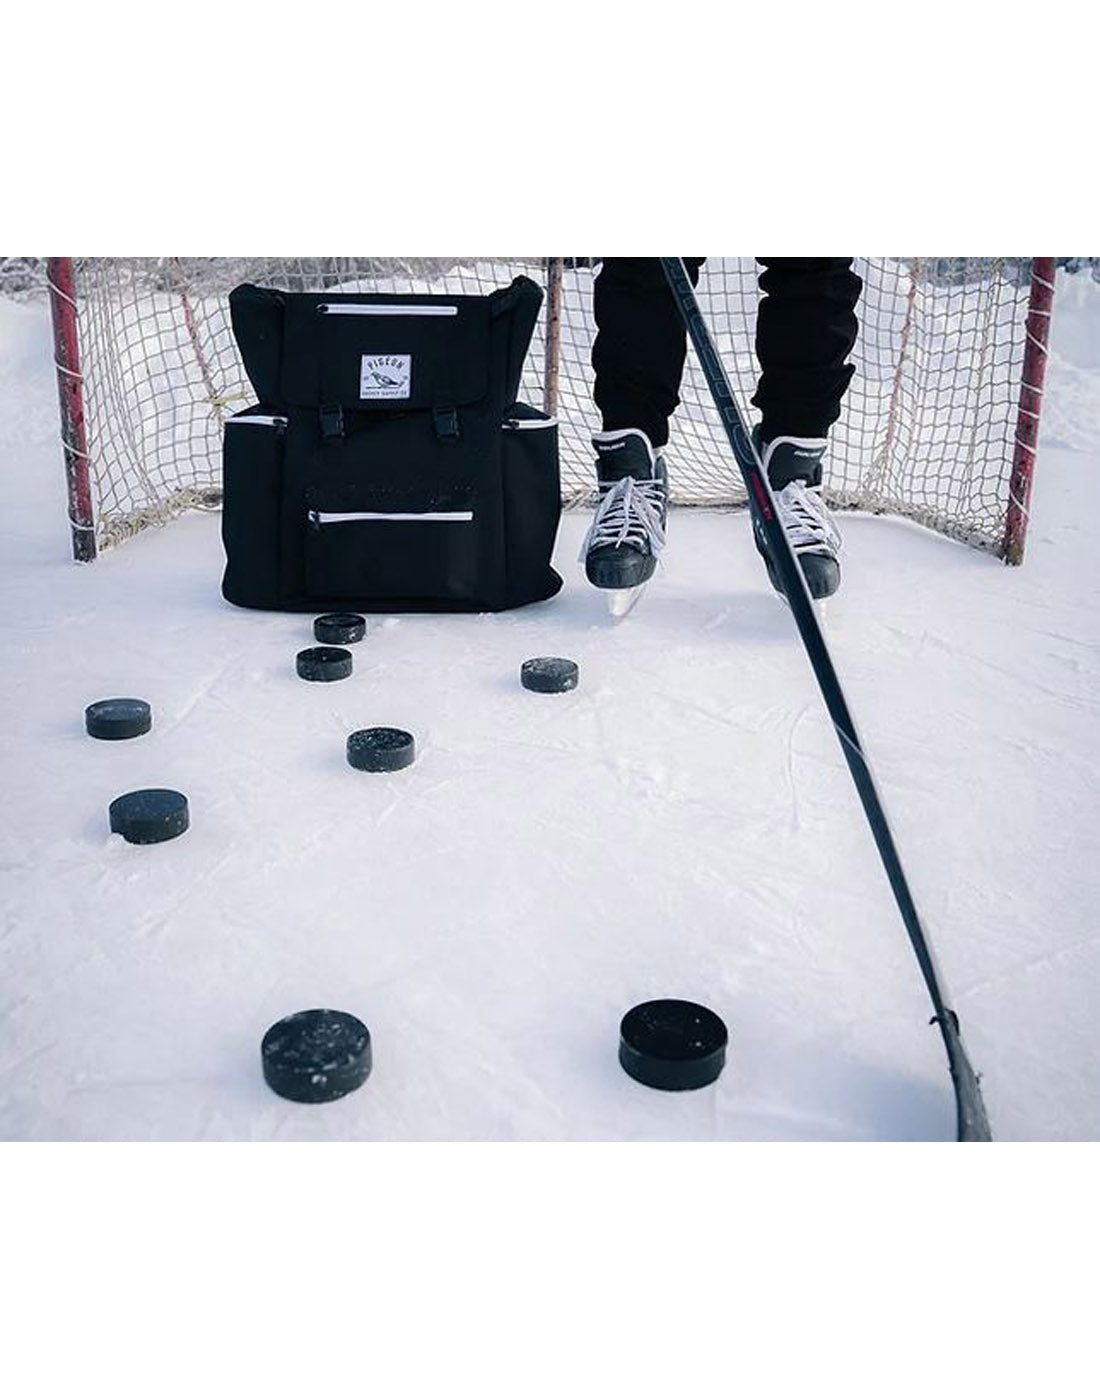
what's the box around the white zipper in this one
[310,509,474,524]
[317,304,458,317]
[230,414,287,427]
[505,416,557,430]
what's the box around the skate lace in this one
[774,480,841,554]
[579,475,667,559]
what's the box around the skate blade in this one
[776,587,829,626]
[607,583,648,621]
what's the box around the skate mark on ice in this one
[927,633,1100,715]
[155,659,247,740]
[123,851,236,942]
[783,702,815,836]
[957,927,1100,1000]
[0,1039,59,1082]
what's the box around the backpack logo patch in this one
[361,354,411,400]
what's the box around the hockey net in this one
[44,257,1049,559]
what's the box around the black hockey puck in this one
[296,646,353,682]
[314,612,367,646]
[85,697,152,740]
[520,657,579,694]
[618,999,728,1091]
[261,1008,372,1104]
[108,788,190,845]
[347,727,416,772]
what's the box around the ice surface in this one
[1,275,1098,1140]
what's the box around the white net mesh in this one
[59,256,1034,553]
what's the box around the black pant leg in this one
[591,257,705,449]
[751,257,862,441]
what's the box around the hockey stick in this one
[661,257,991,1142]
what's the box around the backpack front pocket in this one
[303,481,483,604]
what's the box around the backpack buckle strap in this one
[433,405,460,441]
[319,404,345,444]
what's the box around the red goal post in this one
[46,256,1056,565]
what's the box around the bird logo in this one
[361,354,411,400]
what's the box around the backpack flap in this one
[279,293,491,413]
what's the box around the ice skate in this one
[751,434,842,603]
[580,428,668,619]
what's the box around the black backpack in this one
[221,275,562,613]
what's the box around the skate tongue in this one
[593,430,658,485]
[599,457,656,485]
[760,436,827,489]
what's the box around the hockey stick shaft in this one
[661,257,991,1141]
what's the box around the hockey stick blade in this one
[661,257,991,1142]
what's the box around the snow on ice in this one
[0,271,1098,1140]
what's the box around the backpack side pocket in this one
[221,406,286,608]
[501,403,562,606]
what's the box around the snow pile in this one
[1042,268,1100,452]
